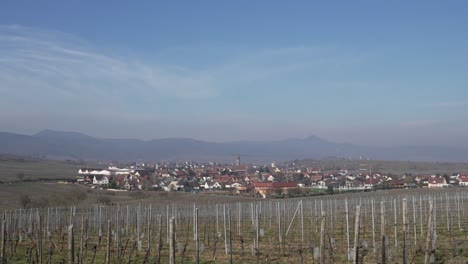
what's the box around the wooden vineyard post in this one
[424,201,433,264]
[320,211,326,264]
[84,218,89,263]
[446,193,450,232]
[433,199,437,241]
[38,212,43,264]
[238,203,242,237]
[216,204,219,234]
[330,199,334,241]
[147,205,151,259]
[251,203,254,228]
[126,205,129,236]
[315,199,318,234]
[196,208,199,264]
[402,198,407,264]
[98,205,102,245]
[229,207,233,264]
[68,224,74,264]
[224,204,228,255]
[413,197,417,246]
[1,214,6,264]
[193,204,196,241]
[381,201,386,264]
[419,196,423,236]
[300,200,304,242]
[255,204,259,257]
[457,193,461,230]
[156,214,162,264]
[432,198,437,263]
[276,202,282,248]
[69,207,72,228]
[79,215,84,264]
[105,220,111,264]
[137,204,141,251]
[46,208,50,238]
[116,205,120,262]
[169,216,176,264]
[353,205,361,264]
[166,205,169,244]
[393,199,398,248]
[346,198,351,261]
[371,199,376,255]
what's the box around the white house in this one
[93,175,109,185]
[203,182,222,189]
[459,176,468,186]
[212,182,222,189]
[159,170,171,178]
[163,181,182,191]
[315,180,327,189]
[230,182,243,188]
[78,169,89,174]
[363,179,374,189]
[79,169,111,176]
[347,175,356,181]
[93,170,111,176]
[427,176,447,188]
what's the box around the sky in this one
[1,1,468,147]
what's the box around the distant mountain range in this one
[0,129,467,162]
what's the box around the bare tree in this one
[19,194,32,208]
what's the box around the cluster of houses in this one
[77,167,153,190]
[75,162,468,197]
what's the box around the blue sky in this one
[1,1,468,147]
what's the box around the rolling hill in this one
[0,130,467,162]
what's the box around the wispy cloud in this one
[0,25,367,114]
[0,25,377,141]
[0,25,217,105]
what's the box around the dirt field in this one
[0,155,83,182]
[0,182,257,209]
[301,159,468,175]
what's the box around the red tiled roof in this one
[429,177,444,184]
[459,175,468,182]
[310,175,323,181]
[252,182,297,188]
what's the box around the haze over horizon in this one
[1,1,468,148]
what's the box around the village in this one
[76,158,466,198]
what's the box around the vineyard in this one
[1,188,468,263]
